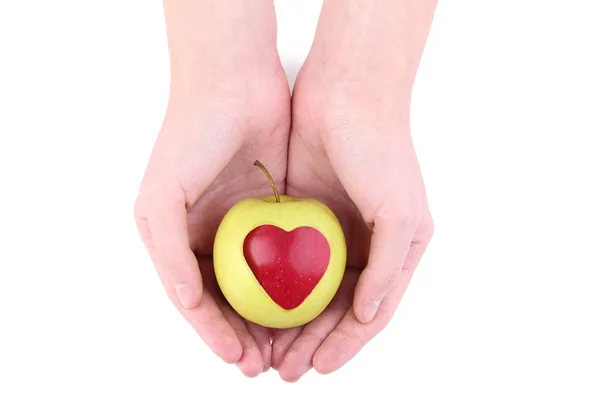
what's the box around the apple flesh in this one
[243,224,330,310]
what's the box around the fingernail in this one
[174,283,195,308]
[363,300,380,323]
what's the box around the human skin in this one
[133,0,290,377]
[135,0,437,381]
[272,0,438,382]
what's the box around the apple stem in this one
[254,160,281,203]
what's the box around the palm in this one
[286,128,371,271]
[187,63,289,299]
[186,86,290,376]
[190,130,288,374]
[265,97,373,380]
[187,134,288,258]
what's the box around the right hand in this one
[272,56,434,381]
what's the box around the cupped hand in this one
[272,66,434,381]
[134,57,290,377]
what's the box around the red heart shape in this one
[243,224,331,310]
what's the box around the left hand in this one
[134,38,291,377]
[271,61,435,382]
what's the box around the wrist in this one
[164,0,281,101]
[294,57,412,129]
[300,0,437,109]
[168,51,283,108]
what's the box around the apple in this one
[213,161,347,329]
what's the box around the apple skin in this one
[213,194,346,329]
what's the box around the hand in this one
[271,11,435,378]
[134,0,290,377]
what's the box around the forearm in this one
[305,0,438,106]
[162,0,279,100]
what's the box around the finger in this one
[277,271,358,382]
[313,265,415,375]
[246,322,272,372]
[157,260,243,364]
[353,213,418,323]
[313,214,433,374]
[135,129,243,309]
[219,303,265,378]
[135,188,203,309]
[402,212,435,274]
[271,327,302,370]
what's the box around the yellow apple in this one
[213,161,347,329]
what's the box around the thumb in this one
[135,187,204,309]
[135,132,242,310]
[353,213,419,323]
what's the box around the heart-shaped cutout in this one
[243,224,330,310]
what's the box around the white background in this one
[1,0,599,398]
